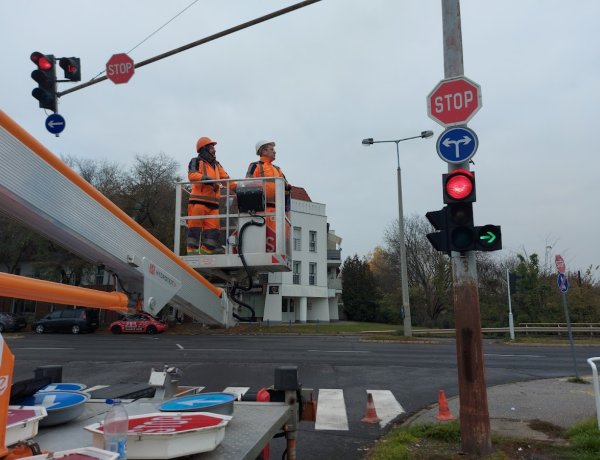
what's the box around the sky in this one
[3,0,600,277]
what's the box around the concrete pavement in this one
[404,376,599,441]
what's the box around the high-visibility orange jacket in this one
[188,157,234,208]
[245,156,289,206]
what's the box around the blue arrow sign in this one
[45,113,66,135]
[436,126,478,164]
[557,273,569,293]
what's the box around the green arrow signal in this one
[479,231,497,244]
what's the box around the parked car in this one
[32,308,99,334]
[0,312,28,332]
[109,312,168,334]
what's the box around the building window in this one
[309,262,317,285]
[293,261,301,284]
[309,231,317,252]
[293,227,302,251]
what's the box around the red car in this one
[109,312,168,334]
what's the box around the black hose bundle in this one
[229,214,265,322]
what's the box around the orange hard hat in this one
[196,136,217,152]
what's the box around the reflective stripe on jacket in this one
[188,158,232,207]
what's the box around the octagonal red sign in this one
[106,53,135,84]
[427,76,482,127]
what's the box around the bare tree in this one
[383,214,452,326]
[123,152,181,247]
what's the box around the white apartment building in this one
[241,187,343,323]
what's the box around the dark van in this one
[32,308,99,334]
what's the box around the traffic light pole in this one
[442,0,492,455]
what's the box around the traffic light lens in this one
[448,203,472,225]
[451,227,474,250]
[446,174,473,200]
[38,57,52,71]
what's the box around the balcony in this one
[327,249,342,266]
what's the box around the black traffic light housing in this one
[59,57,81,81]
[426,207,449,254]
[443,169,476,252]
[31,52,57,112]
[427,169,503,254]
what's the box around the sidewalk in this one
[404,377,598,441]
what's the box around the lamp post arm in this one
[369,135,424,145]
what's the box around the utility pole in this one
[442,0,492,455]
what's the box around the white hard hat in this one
[255,140,275,154]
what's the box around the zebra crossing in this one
[85,385,405,431]
[315,389,405,430]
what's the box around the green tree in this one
[341,254,380,322]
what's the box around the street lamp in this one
[361,130,434,337]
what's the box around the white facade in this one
[241,196,342,323]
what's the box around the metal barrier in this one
[588,357,600,429]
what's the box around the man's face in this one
[261,143,276,160]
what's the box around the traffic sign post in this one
[556,262,579,379]
[436,126,478,164]
[45,113,65,136]
[427,76,482,127]
[106,53,135,84]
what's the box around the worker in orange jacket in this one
[245,140,291,252]
[187,136,235,255]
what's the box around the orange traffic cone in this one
[436,389,456,421]
[361,392,381,424]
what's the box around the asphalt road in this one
[7,332,600,459]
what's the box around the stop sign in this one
[555,255,566,274]
[427,76,482,127]
[106,53,135,84]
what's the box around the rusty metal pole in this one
[441,0,492,455]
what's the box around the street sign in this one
[106,53,135,84]
[555,255,566,274]
[427,76,482,127]
[45,113,65,135]
[436,126,478,164]
[557,273,569,293]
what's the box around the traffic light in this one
[31,51,57,112]
[444,169,476,252]
[475,224,502,251]
[426,207,449,254]
[59,57,81,81]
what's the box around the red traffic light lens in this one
[31,52,53,70]
[445,170,473,200]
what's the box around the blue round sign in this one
[557,273,569,293]
[45,113,66,135]
[436,126,478,164]
[22,390,88,410]
[39,383,87,392]
[159,392,236,412]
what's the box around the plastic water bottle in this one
[103,398,128,459]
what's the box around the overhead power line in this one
[58,0,322,98]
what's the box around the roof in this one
[290,186,311,202]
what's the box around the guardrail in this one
[409,325,600,336]
[588,357,600,429]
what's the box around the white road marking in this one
[222,387,251,400]
[367,389,405,428]
[84,385,109,393]
[315,389,348,431]
[307,350,369,353]
[484,353,544,358]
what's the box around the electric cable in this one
[228,213,265,322]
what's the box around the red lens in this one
[38,57,52,71]
[446,174,473,200]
